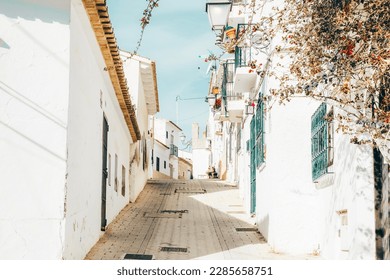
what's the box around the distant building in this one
[122,52,159,201]
[191,123,212,179]
[178,157,193,180]
[153,118,182,179]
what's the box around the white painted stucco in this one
[122,54,155,202]
[0,0,152,260]
[153,118,181,179]
[191,123,212,179]
[205,0,379,259]
[154,140,170,178]
[63,0,133,259]
[0,0,70,259]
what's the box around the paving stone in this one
[85,179,320,260]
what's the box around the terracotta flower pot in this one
[225,28,236,39]
[212,87,219,95]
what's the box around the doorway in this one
[101,116,109,231]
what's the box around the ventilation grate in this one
[144,212,182,218]
[174,188,206,194]
[235,227,258,232]
[123,253,153,260]
[161,210,189,214]
[160,247,188,253]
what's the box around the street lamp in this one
[179,132,192,150]
[205,0,232,32]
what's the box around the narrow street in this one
[86,179,318,260]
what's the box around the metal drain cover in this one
[174,188,206,194]
[161,210,188,214]
[235,227,258,232]
[160,247,188,253]
[144,212,182,218]
[123,253,153,260]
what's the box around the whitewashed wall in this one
[122,57,150,202]
[154,141,170,177]
[316,108,375,259]
[238,117,252,213]
[154,118,168,146]
[63,0,133,259]
[255,98,323,255]
[0,0,70,259]
[166,121,180,179]
[254,96,376,258]
[192,149,211,179]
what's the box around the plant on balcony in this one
[214,98,222,110]
[225,26,236,39]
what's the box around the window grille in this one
[311,103,332,180]
[221,60,235,113]
[237,126,242,152]
[255,96,265,166]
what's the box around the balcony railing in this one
[234,24,252,70]
[170,144,178,157]
[221,59,235,114]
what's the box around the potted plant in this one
[225,26,236,39]
[212,86,220,95]
[214,98,222,110]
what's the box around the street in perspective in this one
[0,0,389,266]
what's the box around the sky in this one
[106,0,221,147]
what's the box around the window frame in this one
[311,103,334,181]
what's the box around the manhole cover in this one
[160,247,188,253]
[161,210,189,214]
[235,227,258,232]
[123,253,153,260]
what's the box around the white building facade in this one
[0,0,158,259]
[204,0,389,259]
[122,53,159,202]
[153,118,181,179]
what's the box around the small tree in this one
[220,0,390,156]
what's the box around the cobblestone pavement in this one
[85,179,319,260]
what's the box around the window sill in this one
[257,161,266,172]
[314,172,335,189]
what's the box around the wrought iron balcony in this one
[170,144,178,157]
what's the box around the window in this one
[156,157,160,171]
[237,126,242,152]
[121,165,126,196]
[166,131,168,139]
[164,161,166,169]
[114,154,118,192]
[311,103,334,181]
[255,96,265,167]
[229,130,232,162]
